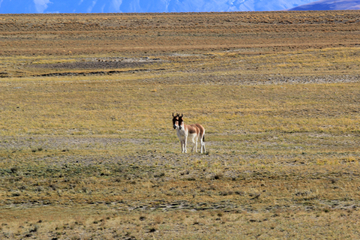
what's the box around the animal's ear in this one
[172,113,175,117]
[179,114,183,118]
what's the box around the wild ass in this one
[172,113,206,153]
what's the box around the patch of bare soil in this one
[0,136,147,152]
[35,61,149,70]
[28,58,165,76]
[31,58,161,69]
[137,72,360,86]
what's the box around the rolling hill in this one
[289,0,360,10]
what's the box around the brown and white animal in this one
[172,113,206,153]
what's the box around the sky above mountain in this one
[0,0,319,14]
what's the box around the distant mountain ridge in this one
[289,0,360,10]
[0,0,318,14]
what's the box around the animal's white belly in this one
[177,130,186,140]
[188,133,197,140]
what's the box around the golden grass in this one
[1,206,360,239]
[0,11,360,239]
[0,65,359,238]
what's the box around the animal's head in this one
[172,113,179,129]
[178,114,184,130]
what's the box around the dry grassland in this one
[0,11,359,239]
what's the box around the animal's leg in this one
[200,135,206,153]
[191,135,197,152]
[190,136,193,152]
[184,135,188,153]
[180,140,184,153]
[195,136,198,153]
[192,142,197,153]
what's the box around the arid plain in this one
[0,11,360,239]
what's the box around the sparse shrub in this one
[154,215,163,224]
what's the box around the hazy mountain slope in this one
[289,0,360,10]
[0,0,317,14]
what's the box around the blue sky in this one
[0,0,322,13]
